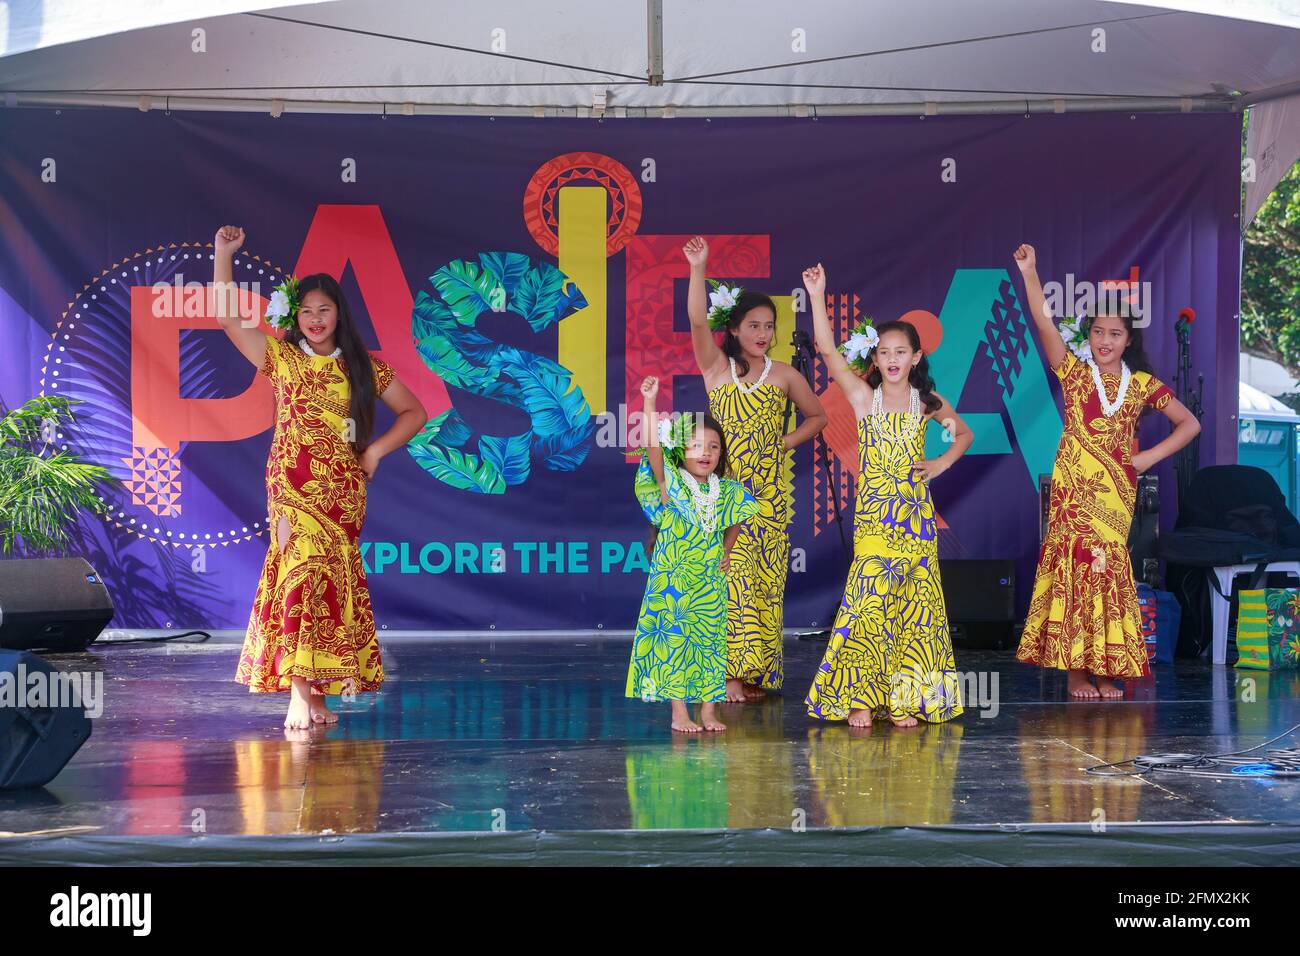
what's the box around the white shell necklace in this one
[1087,357,1131,417]
[299,338,342,360]
[679,468,721,535]
[729,355,772,395]
[869,386,923,446]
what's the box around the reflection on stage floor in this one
[1,636,1297,861]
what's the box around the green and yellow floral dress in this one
[626,455,758,703]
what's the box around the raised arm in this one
[1012,243,1066,371]
[640,375,668,503]
[684,237,727,380]
[212,225,268,369]
[802,262,870,416]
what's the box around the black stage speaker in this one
[0,558,113,652]
[0,649,93,789]
[942,559,1017,649]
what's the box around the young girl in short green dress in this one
[626,375,758,733]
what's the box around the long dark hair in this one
[864,320,942,414]
[285,272,377,454]
[1082,308,1153,374]
[721,291,778,379]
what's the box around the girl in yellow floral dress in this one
[682,236,827,702]
[803,263,972,728]
[212,225,427,730]
[1012,243,1200,699]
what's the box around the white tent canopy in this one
[2,0,1300,115]
[1241,379,1300,417]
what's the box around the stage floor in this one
[2,636,1299,865]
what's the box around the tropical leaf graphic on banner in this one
[513,259,584,332]
[477,251,531,296]
[479,432,532,486]
[411,291,458,340]
[407,432,505,494]
[410,252,592,493]
[495,346,593,471]
[414,329,498,392]
[432,258,503,325]
[423,408,474,448]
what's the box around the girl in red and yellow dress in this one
[1012,243,1200,699]
[212,225,426,730]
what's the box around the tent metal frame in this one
[0,91,1238,118]
[1,0,1279,117]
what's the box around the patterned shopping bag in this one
[1235,588,1300,670]
[1136,584,1158,662]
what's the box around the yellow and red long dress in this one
[235,336,395,694]
[1017,351,1173,677]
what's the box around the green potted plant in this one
[0,396,112,554]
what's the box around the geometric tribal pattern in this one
[812,291,859,536]
[982,279,1030,398]
[121,445,182,516]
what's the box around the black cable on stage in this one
[1085,721,1300,779]
[93,629,212,646]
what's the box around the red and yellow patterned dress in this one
[235,336,395,694]
[1017,351,1172,678]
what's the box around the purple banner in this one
[0,108,1241,629]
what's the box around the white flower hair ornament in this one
[641,413,695,468]
[706,279,745,332]
[838,319,880,373]
[264,276,301,332]
[1057,315,1092,361]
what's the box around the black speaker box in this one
[0,649,93,789]
[0,557,114,653]
[942,559,1017,649]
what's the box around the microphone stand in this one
[1172,308,1204,508]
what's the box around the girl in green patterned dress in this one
[626,375,759,733]
[802,263,972,728]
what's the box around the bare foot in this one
[847,708,873,728]
[309,693,339,725]
[1068,669,1100,699]
[742,682,767,700]
[1094,675,1124,699]
[724,679,748,703]
[891,715,919,728]
[284,677,313,730]
[700,703,727,732]
[671,701,702,733]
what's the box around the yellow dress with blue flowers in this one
[708,381,793,689]
[805,411,963,723]
[626,455,759,703]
